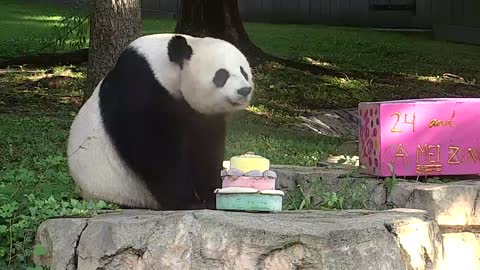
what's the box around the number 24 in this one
[391,112,415,133]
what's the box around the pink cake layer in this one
[221,176,275,190]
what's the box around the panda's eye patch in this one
[213,68,230,87]
[240,66,248,81]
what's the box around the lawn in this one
[1,0,480,268]
[3,0,479,112]
[0,66,344,268]
[2,0,479,81]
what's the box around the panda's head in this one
[168,35,254,115]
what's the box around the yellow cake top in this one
[229,151,270,172]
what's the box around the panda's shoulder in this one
[128,34,194,62]
[104,34,187,97]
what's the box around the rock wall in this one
[34,209,443,270]
[274,164,480,270]
[33,165,480,269]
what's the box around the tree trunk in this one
[174,0,262,56]
[84,0,142,103]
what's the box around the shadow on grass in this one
[2,58,479,119]
[0,66,84,115]
[251,59,480,114]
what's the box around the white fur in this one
[128,34,183,98]
[67,34,254,208]
[67,83,160,209]
[130,34,254,114]
[180,36,254,114]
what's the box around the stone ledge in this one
[272,165,480,226]
[443,232,480,270]
[34,209,443,270]
[391,180,480,226]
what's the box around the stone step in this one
[390,180,480,226]
[34,209,442,270]
[272,164,480,226]
[443,232,480,270]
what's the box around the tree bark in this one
[174,0,262,56]
[174,0,344,76]
[84,0,142,103]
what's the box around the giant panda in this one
[67,34,254,211]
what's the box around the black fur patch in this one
[213,68,230,87]
[167,35,193,69]
[240,66,248,81]
[98,47,224,210]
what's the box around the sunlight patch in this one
[417,75,443,83]
[322,76,372,91]
[20,15,64,22]
[303,57,336,68]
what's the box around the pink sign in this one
[358,98,480,177]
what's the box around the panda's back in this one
[67,84,161,209]
[67,34,194,209]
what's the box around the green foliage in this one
[26,266,44,270]
[384,177,398,196]
[0,89,342,268]
[293,186,314,210]
[384,163,399,196]
[284,172,369,211]
[0,160,116,269]
[33,245,47,257]
[41,8,90,52]
[0,115,118,269]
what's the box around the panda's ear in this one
[168,35,193,69]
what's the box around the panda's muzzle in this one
[237,87,252,97]
[227,87,252,106]
[227,98,244,106]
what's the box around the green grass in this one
[225,111,342,165]
[0,67,343,167]
[142,18,176,35]
[247,23,480,81]
[0,0,176,59]
[0,115,77,209]
[0,113,98,269]
[0,113,117,269]
[0,0,73,58]
[2,0,478,112]
[250,60,480,111]
[0,67,343,268]
[2,0,479,82]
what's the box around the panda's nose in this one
[237,87,252,97]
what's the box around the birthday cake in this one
[229,152,270,172]
[215,152,284,212]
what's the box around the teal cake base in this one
[216,193,283,212]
